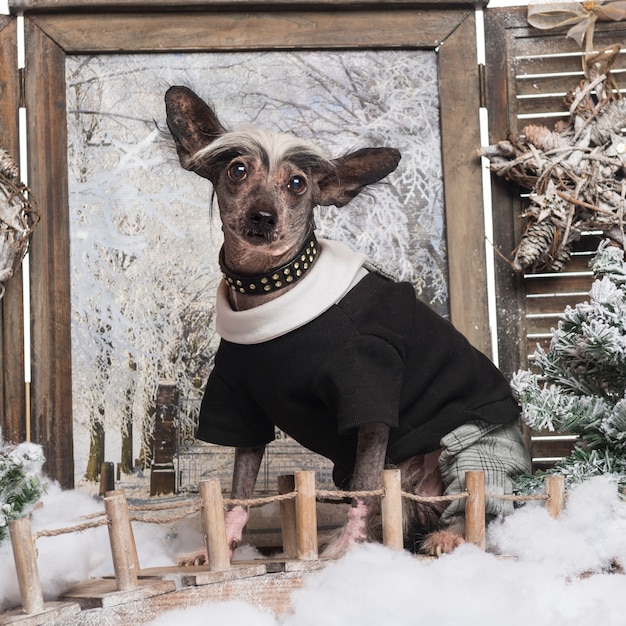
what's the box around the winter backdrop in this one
[65,50,447,484]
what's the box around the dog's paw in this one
[321,499,369,559]
[177,549,209,567]
[421,530,465,557]
[321,528,367,559]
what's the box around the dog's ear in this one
[165,86,226,177]
[315,147,401,207]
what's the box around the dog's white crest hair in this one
[191,124,334,172]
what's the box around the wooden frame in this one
[0,16,23,444]
[10,1,486,488]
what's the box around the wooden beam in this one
[10,0,487,13]
[439,11,491,356]
[29,9,471,53]
[0,16,26,444]
[24,19,74,488]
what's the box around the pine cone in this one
[590,100,626,147]
[0,146,19,180]
[521,124,568,152]
[549,243,572,272]
[512,219,556,272]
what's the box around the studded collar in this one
[219,233,319,296]
[215,238,368,344]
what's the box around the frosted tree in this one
[512,240,626,491]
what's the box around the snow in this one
[2,475,626,625]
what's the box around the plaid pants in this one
[438,418,532,527]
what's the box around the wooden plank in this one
[30,9,471,53]
[183,563,266,586]
[57,569,314,624]
[513,23,626,58]
[0,16,26,444]
[515,51,626,77]
[515,67,626,93]
[0,601,81,625]
[525,314,562,336]
[523,273,593,296]
[61,578,176,610]
[526,337,552,355]
[485,8,527,380]
[24,19,75,488]
[439,11,491,356]
[10,0,486,10]
[530,437,577,459]
[526,293,591,315]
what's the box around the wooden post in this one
[199,479,230,572]
[150,383,178,496]
[8,517,45,615]
[99,461,115,496]
[295,470,317,560]
[381,469,403,551]
[278,474,297,559]
[464,471,486,550]
[544,474,565,518]
[105,489,140,575]
[104,492,139,591]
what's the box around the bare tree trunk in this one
[85,416,105,481]
[120,417,132,474]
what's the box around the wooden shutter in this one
[485,6,626,468]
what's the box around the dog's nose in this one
[248,211,276,233]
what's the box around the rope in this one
[401,490,468,503]
[225,492,297,508]
[316,488,384,501]
[129,502,202,525]
[32,518,109,541]
[29,482,557,543]
[128,498,201,512]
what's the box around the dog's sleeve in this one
[196,369,275,447]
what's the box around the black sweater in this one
[197,271,518,487]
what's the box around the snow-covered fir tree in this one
[512,240,626,492]
[0,432,45,542]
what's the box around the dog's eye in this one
[287,175,307,195]
[228,162,247,181]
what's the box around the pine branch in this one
[513,240,626,493]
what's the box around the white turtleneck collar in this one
[215,238,368,345]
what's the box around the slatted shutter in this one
[486,6,626,469]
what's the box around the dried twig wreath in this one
[481,44,626,273]
[0,146,39,298]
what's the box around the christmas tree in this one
[0,431,46,542]
[512,240,626,492]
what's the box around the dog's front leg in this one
[322,422,389,558]
[225,444,265,557]
[178,444,264,566]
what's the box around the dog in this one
[165,85,531,562]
